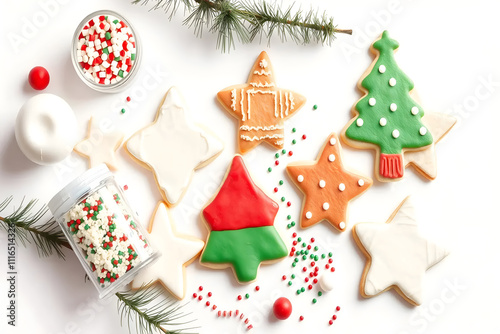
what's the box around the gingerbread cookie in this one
[341,31,439,182]
[125,87,224,206]
[217,51,306,154]
[286,133,372,232]
[131,202,204,299]
[352,197,449,306]
[200,155,288,283]
[74,117,124,170]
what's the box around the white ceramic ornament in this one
[15,94,78,165]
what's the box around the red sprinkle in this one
[289,251,295,257]
[238,295,242,300]
[329,320,333,325]
[275,160,280,166]
[123,185,128,190]
[291,247,296,252]
[305,277,309,283]
[282,275,287,280]
[236,310,239,316]
[331,267,336,272]
[292,232,297,238]
[287,201,291,207]
[206,301,210,306]
[333,315,337,320]
[218,311,222,317]
[274,187,278,192]
[199,286,204,291]
[126,96,131,102]
[307,245,312,250]
[288,151,293,156]
[293,240,298,246]
[299,316,304,321]
[302,134,307,140]
[328,259,333,264]
[212,305,217,310]
[255,286,260,291]
[308,285,313,290]
[310,238,315,243]
[336,306,341,311]
[313,278,318,284]
[247,325,253,330]
[325,264,330,269]
[208,292,212,297]
[223,311,227,317]
[302,267,307,272]
[192,293,197,298]
[198,296,203,301]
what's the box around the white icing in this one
[305,211,312,219]
[126,87,223,205]
[297,175,304,182]
[240,134,284,141]
[289,92,295,111]
[131,203,204,299]
[379,118,387,126]
[240,89,246,121]
[239,125,284,131]
[339,222,346,230]
[419,127,427,135]
[322,202,330,210]
[328,154,335,162]
[389,78,396,86]
[253,70,271,76]
[392,129,400,138]
[283,92,288,118]
[319,180,326,188]
[249,82,275,88]
[390,103,397,112]
[329,137,336,146]
[378,65,386,73]
[231,89,237,111]
[338,183,345,191]
[369,98,376,106]
[260,59,268,68]
[354,198,449,305]
[15,94,78,165]
[411,106,419,115]
[319,271,335,291]
[278,91,282,118]
[358,179,365,186]
[357,118,364,127]
[74,118,124,170]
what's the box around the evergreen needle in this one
[132,0,352,51]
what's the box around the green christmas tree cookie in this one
[342,31,433,180]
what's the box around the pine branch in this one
[0,197,71,259]
[132,0,352,51]
[116,284,197,334]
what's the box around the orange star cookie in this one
[217,51,306,154]
[286,133,372,232]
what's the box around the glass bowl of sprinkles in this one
[48,164,159,299]
[71,10,141,93]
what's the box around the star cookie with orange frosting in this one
[217,51,306,154]
[286,133,372,232]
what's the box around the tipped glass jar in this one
[48,165,158,298]
[71,10,141,93]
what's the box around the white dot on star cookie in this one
[131,202,205,300]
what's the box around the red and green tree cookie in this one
[200,155,287,283]
[344,31,433,180]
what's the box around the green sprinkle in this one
[292,139,297,145]
[314,255,319,261]
[114,56,121,62]
[288,281,292,286]
[131,53,136,61]
[103,47,109,55]
[121,108,126,114]
[105,32,111,40]
[267,167,272,172]
[318,291,323,297]
[313,104,318,110]
[281,149,286,154]
[310,254,314,259]
[291,221,296,227]
[312,298,317,304]
[295,251,300,256]
[292,128,296,133]
[302,255,307,260]
[291,274,295,279]
[302,242,307,247]
[113,19,119,24]
[296,290,301,295]
[294,258,299,263]
[245,293,250,298]
[321,254,326,259]
[275,153,280,159]
[118,70,124,78]
[84,224,89,230]
[292,262,296,267]
[314,246,319,251]
[329,252,333,257]
[281,197,286,202]
[287,215,292,220]
[305,250,309,255]
[301,287,305,292]
[297,237,302,242]
[287,224,291,229]
[300,250,304,255]
[279,180,284,185]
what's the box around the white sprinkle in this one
[419,127,427,135]
[411,106,419,115]
[392,129,400,138]
[306,211,312,219]
[297,175,304,183]
[329,137,336,146]
[356,118,364,127]
[358,179,365,186]
[328,154,335,162]
[369,98,376,106]
[378,65,386,73]
[379,118,387,126]
[322,203,330,210]
[319,180,326,188]
[390,103,397,112]
[339,222,346,230]
[338,183,345,191]
[389,78,397,86]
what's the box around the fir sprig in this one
[116,284,196,334]
[133,0,352,51]
[0,197,70,258]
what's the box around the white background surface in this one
[1,0,499,333]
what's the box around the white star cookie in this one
[126,87,224,206]
[353,197,449,306]
[74,117,124,170]
[131,202,205,299]
[404,112,457,180]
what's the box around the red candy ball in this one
[273,297,292,320]
[28,66,50,90]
